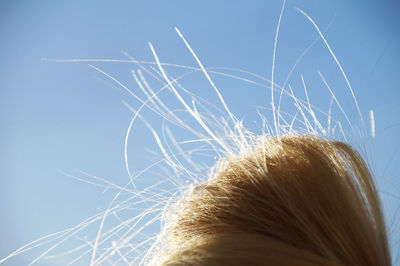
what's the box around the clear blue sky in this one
[1,0,399,264]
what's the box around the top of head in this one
[151,135,391,266]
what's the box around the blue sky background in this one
[1,0,399,264]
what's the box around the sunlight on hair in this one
[1,2,395,266]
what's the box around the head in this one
[151,135,391,265]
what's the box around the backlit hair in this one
[150,135,391,265]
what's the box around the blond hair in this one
[151,135,391,265]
